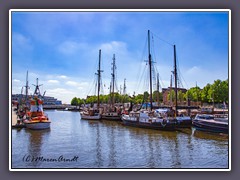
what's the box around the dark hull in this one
[101,115,121,121]
[193,119,228,134]
[176,120,192,128]
[122,119,176,131]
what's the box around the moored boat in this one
[23,78,51,130]
[24,95,51,130]
[100,54,122,121]
[121,110,177,131]
[193,114,228,134]
[80,108,101,120]
[80,49,102,120]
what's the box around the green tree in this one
[71,97,78,106]
[201,83,211,103]
[178,90,185,102]
[143,91,149,103]
[167,90,175,101]
[153,90,163,103]
[186,87,201,102]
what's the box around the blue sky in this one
[11,10,229,104]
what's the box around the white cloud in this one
[186,66,201,75]
[12,32,33,53]
[57,75,68,79]
[13,79,21,83]
[66,81,79,86]
[57,41,86,55]
[99,41,127,55]
[47,80,59,84]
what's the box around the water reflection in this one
[192,128,228,141]
[12,111,228,169]
[95,122,103,167]
[25,129,50,167]
[107,124,117,168]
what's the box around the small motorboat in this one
[193,114,228,134]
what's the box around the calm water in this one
[11,110,229,169]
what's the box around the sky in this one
[11,10,229,104]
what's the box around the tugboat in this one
[23,78,51,130]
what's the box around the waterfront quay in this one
[11,110,229,169]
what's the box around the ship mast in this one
[96,49,103,109]
[111,54,116,110]
[157,73,160,107]
[123,78,126,95]
[173,45,178,117]
[148,30,153,111]
[24,71,30,106]
[32,78,43,96]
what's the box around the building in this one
[12,94,62,105]
[162,87,187,105]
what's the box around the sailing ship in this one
[171,45,192,128]
[80,49,102,120]
[23,78,51,130]
[101,54,122,121]
[121,30,177,131]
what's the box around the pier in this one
[11,107,26,128]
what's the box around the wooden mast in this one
[97,49,102,109]
[25,71,29,105]
[173,45,178,117]
[148,30,153,111]
[111,54,116,110]
[157,73,160,107]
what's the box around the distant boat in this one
[80,49,102,120]
[192,114,228,134]
[80,108,101,120]
[23,78,51,130]
[121,30,177,131]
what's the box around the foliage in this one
[71,79,228,105]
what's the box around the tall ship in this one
[101,54,122,121]
[80,49,102,120]
[121,30,177,131]
[171,45,192,128]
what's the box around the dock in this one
[11,107,26,128]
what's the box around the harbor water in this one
[11,110,229,169]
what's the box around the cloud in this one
[99,41,127,55]
[12,32,33,53]
[47,80,59,84]
[66,81,79,86]
[186,66,201,75]
[13,79,21,83]
[47,88,75,95]
[57,41,86,55]
[57,75,68,79]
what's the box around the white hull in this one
[25,122,51,130]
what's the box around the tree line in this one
[71,79,228,106]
